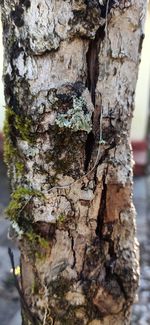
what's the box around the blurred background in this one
[0,3,150,325]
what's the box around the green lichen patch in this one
[55,96,92,133]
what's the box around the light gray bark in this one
[1,0,147,324]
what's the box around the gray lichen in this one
[55,96,92,133]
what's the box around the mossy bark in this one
[1,1,146,324]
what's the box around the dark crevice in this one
[96,174,107,237]
[86,26,105,106]
[91,141,116,177]
[84,26,105,171]
[99,0,116,18]
[84,2,116,171]
[98,140,116,164]
[71,237,76,269]
[84,131,95,172]
[68,230,76,270]
[113,273,128,300]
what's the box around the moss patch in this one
[15,161,25,176]
[3,107,17,166]
[6,187,44,231]
[57,213,65,223]
[25,230,50,260]
[15,113,35,143]
[26,231,49,249]
[3,107,35,170]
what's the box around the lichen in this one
[10,221,24,239]
[55,96,92,133]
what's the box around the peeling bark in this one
[1,0,147,324]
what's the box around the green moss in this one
[3,137,17,167]
[26,231,49,249]
[25,230,49,260]
[6,187,45,230]
[56,213,69,229]
[38,236,49,249]
[3,107,17,166]
[31,280,39,295]
[15,113,35,143]
[57,213,65,223]
[3,107,35,170]
[15,161,25,176]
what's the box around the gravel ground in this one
[0,157,21,325]
[132,177,150,324]
[0,156,150,324]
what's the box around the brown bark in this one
[1,0,146,324]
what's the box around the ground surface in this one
[132,177,150,324]
[0,157,150,325]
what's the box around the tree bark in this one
[1,1,146,324]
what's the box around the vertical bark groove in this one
[96,173,107,237]
[84,25,105,171]
[86,26,105,106]
[84,131,95,172]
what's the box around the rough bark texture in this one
[1,0,147,324]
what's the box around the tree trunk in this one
[1,1,146,324]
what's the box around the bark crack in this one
[86,26,105,106]
[99,1,116,19]
[84,131,95,172]
[84,26,105,171]
[68,230,76,269]
[96,173,107,237]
